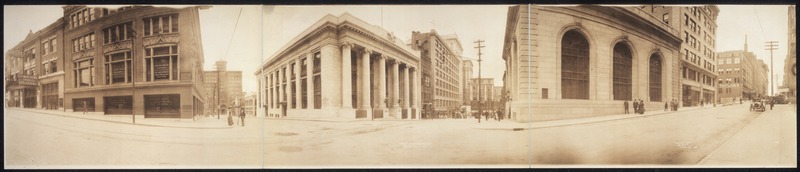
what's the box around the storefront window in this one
[144,94,180,118]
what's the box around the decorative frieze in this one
[71,49,95,60]
[143,34,180,46]
[103,41,133,53]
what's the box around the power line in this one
[223,7,244,61]
[753,7,767,40]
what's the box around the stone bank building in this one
[256,13,422,119]
[502,5,683,121]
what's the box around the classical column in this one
[402,64,410,118]
[277,70,282,116]
[374,54,387,118]
[341,42,353,109]
[285,64,292,111]
[307,53,315,109]
[410,67,417,119]
[391,60,401,118]
[294,61,301,110]
[357,49,373,119]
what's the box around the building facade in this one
[717,46,769,103]
[411,30,462,115]
[784,5,796,102]
[461,59,473,106]
[62,5,207,119]
[255,13,421,120]
[203,60,243,115]
[469,78,494,112]
[653,5,720,107]
[5,19,65,110]
[502,5,683,121]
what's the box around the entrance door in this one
[104,96,133,115]
[281,103,287,117]
[23,88,36,108]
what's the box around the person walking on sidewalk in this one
[624,100,630,114]
[638,100,646,114]
[239,108,246,126]
[665,102,668,111]
[633,99,639,114]
[769,100,774,110]
[82,101,88,114]
[475,111,481,123]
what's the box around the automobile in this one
[750,100,766,112]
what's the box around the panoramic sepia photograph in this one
[3,4,797,169]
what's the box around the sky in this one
[262,5,511,86]
[4,5,795,95]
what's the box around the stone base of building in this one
[389,108,400,118]
[356,109,372,119]
[411,108,417,119]
[401,108,409,119]
[373,109,385,119]
[509,99,667,122]
[64,84,202,119]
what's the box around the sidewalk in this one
[471,104,721,131]
[7,107,247,129]
[697,104,797,167]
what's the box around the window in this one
[612,43,632,100]
[734,58,740,64]
[73,32,96,52]
[105,51,132,84]
[684,14,689,26]
[70,8,97,28]
[143,14,179,36]
[43,60,57,75]
[145,45,179,81]
[73,58,94,87]
[561,30,590,99]
[725,58,731,64]
[103,22,134,44]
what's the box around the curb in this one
[264,117,422,123]
[695,109,767,165]
[470,106,718,131]
[8,108,232,130]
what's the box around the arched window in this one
[650,53,662,101]
[561,30,590,99]
[612,43,632,100]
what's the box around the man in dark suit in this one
[624,100,629,114]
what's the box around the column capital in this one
[340,41,354,49]
[362,48,373,55]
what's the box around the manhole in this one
[278,146,303,152]
[274,132,298,136]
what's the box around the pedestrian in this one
[769,100,774,110]
[82,101,88,114]
[475,111,481,123]
[638,100,645,114]
[624,100,630,114]
[227,110,234,126]
[240,108,245,126]
[496,110,501,121]
[484,111,489,121]
[665,102,668,111]
[633,99,639,114]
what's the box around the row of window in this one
[72,45,181,88]
[73,14,179,53]
[560,30,664,101]
[70,6,133,29]
[42,36,57,55]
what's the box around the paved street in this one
[530,103,796,166]
[4,109,263,169]
[5,103,796,168]
[262,119,530,168]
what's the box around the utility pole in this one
[474,40,484,120]
[129,27,137,124]
[765,41,778,96]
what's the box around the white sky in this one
[4,5,794,95]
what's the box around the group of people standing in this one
[475,109,504,123]
[227,108,246,127]
[665,99,679,111]
[624,99,646,114]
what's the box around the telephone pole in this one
[474,40,485,119]
[765,41,778,96]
